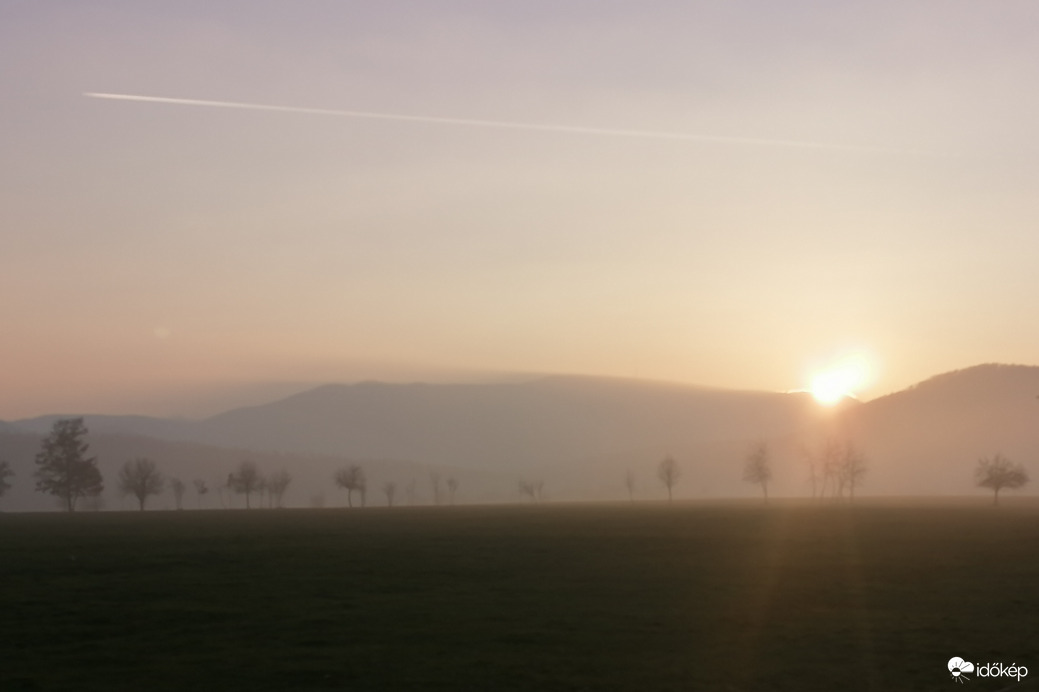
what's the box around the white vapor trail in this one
[84,92,903,154]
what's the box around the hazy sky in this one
[3,1,1038,418]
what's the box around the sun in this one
[809,354,872,406]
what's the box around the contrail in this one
[84,92,904,154]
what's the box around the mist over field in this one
[2,364,1036,512]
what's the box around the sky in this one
[2,1,1039,419]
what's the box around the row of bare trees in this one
[740,438,865,504]
[618,441,864,505]
[116,458,293,511]
[223,461,293,509]
[801,438,868,501]
[331,466,462,508]
[618,456,683,504]
[107,447,1035,510]
[6,418,1032,511]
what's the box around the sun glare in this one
[809,354,872,406]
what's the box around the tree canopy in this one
[118,458,164,511]
[975,453,1028,505]
[334,465,366,507]
[34,418,103,512]
[742,441,772,503]
[228,461,263,509]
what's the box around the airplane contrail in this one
[84,92,905,155]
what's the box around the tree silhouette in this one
[34,418,103,512]
[0,460,13,499]
[518,479,544,502]
[170,478,186,510]
[742,441,772,503]
[118,458,164,511]
[799,443,820,499]
[193,479,208,508]
[383,481,397,507]
[334,465,366,508]
[624,470,635,503]
[839,442,867,501]
[228,461,263,509]
[267,470,292,508]
[657,456,681,503]
[446,477,459,505]
[975,453,1029,505]
[820,437,844,498]
[805,437,866,501]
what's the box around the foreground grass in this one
[1,500,1037,691]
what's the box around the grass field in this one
[2,500,1037,691]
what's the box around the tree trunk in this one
[994,488,1000,506]
[667,486,672,504]
[762,483,768,504]
[138,496,145,511]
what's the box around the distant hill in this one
[837,364,1039,494]
[195,376,823,470]
[11,414,202,441]
[5,365,1038,507]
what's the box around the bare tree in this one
[819,437,844,498]
[334,465,366,508]
[118,458,164,511]
[0,460,14,499]
[383,481,397,507]
[518,479,545,502]
[624,469,635,503]
[217,476,229,509]
[446,477,459,505]
[430,471,442,504]
[975,453,1029,505]
[742,441,772,503]
[657,456,681,503]
[799,443,820,499]
[34,418,103,512]
[839,442,867,501]
[228,461,263,509]
[267,470,292,508]
[193,479,208,508]
[170,477,186,510]
[334,468,352,507]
